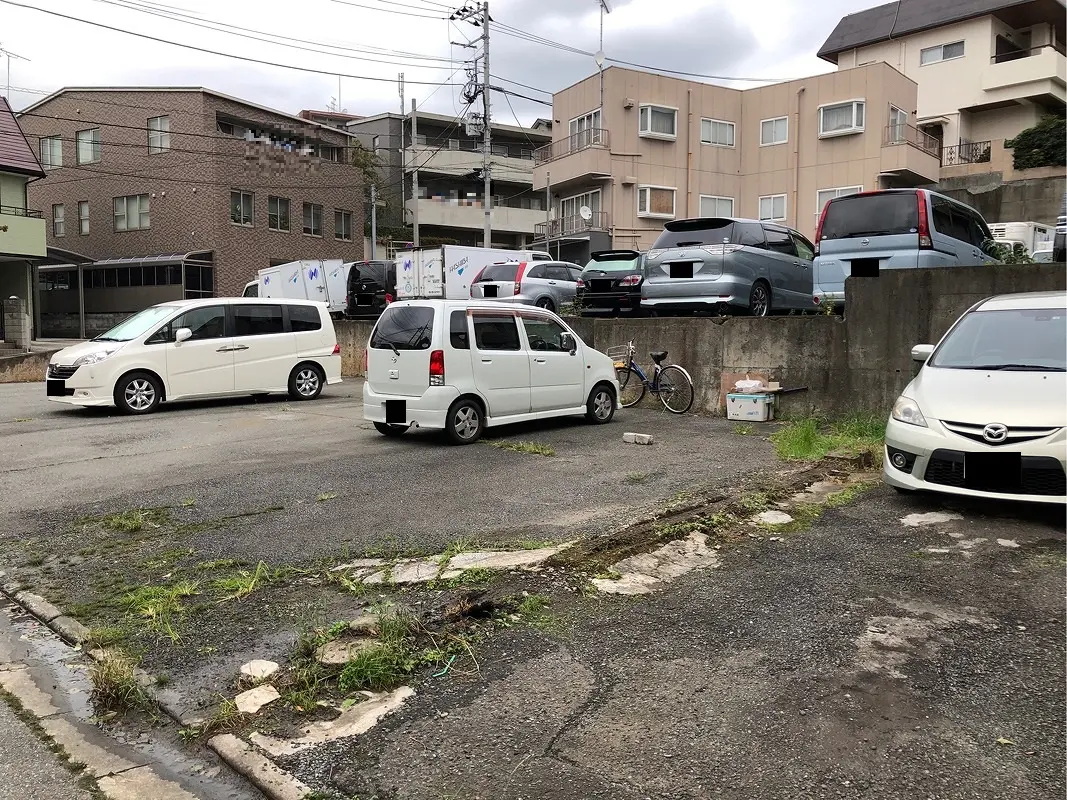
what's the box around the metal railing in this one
[534,211,610,239]
[0,205,43,218]
[412,136,535,160]
[942,140,992,166]
[990,42,1066,63]
[882,123,940,157]
[533,128,610,165]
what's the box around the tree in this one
[984,239,1035,264]
[1005,114,1066,170]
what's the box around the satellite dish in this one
[579,205,593,221]
[594,50,605,68]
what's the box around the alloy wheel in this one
[751,284,769,317]
[454,405,480,440]
[295,368,320,397]
[593,389,613,420]
[124,379,155,412]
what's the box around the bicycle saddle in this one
[650,350,668,364]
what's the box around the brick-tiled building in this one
[18,87,364,336]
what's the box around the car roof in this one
[975,291,1067,312]
[387,299,560,313]
[151,297,327,309]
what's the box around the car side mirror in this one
[911,344,934,362]
[175,327,193,344]
[561,332,577,355]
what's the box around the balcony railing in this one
[534,211,610,239]
[942,141,992,167]
[533,128,610,166]
[883,124,940,157]
[412,136,535,160]
[990,42,1066,64]
[0,205,43,218]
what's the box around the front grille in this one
[924,449,1066,496]
[1021,458,1067,496]
[942,420,1059,447]
[47,364,79,380]
[925,450,965,487]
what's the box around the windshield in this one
[477,264,519,282]
[96,305,180,342]
[583,255,639,273]
[349,261,393,288]
[369,306,434,350]
[821,193,918,240]
[930,308,1067,371]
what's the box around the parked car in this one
[363,299,619,444]
[469,260,582,313]
[883,290,1066,504]
[346,260,397,318]
[813,189,999,309]
[242,280,258,297]
[641,217,815,316]
[576,250,644,315]
[46,298,341,414]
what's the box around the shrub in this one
[1005,115,1066,170]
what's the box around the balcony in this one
[0,205,47,259]
[942,141,992,167]
[407,138,536,180]
[534,211,610,241]
[880,124,941,183]
[405,197,546,234]
[532,130,613,192]
[981,44,1066,105]
[533,128,610,165]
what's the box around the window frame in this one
[818,99,866,138]
[52,204,65,237]
[334,208,353,241]
[699,195,735,218]
[268,196,290,232]
[230,190,254,227]
[638,104,678,141]
[232,303,286,338]
[637,185,677,220]
[113,194,150,232]
[920,40,965,65]
[700,118,736,148]
[758,194,787,222]
[76,128,100,164]
[78,200,89,235]
[40,136,62,170]
[472,312,522,352]
[568,108,602,138]
[887,105,907,142]
[147,115,170,154]
[760,116,788,146]
[303,202,323,237]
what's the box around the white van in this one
[363,300,619,444]
[46,298,342,414]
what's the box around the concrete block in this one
[208,733,313,800]
[14,591,63,623]
[623,432,654,445]
[50,615,90,644]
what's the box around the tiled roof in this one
[0,96,45,177]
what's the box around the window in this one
[763,227,797,256]
[268,196,290,232]
[888,106,907,142]
[568,109,603,146]
[920,40,965,65]
[449,310,470,350]
[700,118,735,147]
[78,201,89,234]
[816,186,862,220]
[147,115,170,154]
[76,128,100,164]
[230,191,254,226]
[638,105,677,139]
[147,305,226,344]
[820,193,918,241]
[184,265,214,299]
[559,190,600,226]
[370,306,434,350]
[473,314,520,351]
[234,305,284,337]
[791,233,815,261]
[699,195,734,218]
[40,136,62,169]
[113,194,150,231]
[819,100,865,137]
[289,305,322,332]
[758,194,786,221]
[303,202,323,236]
[335,209,352,241]
[52,204,65,237]
[760,117,788,146]
[638,186,676,219]
[521,315,570,352]
[546,265,575,282]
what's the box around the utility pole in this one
[370,184,378,260]
[398,72,406,246]
[411,98,420,248]
[481,1,491,248]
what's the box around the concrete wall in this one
[337,264,1065,418]
[931,171,1066,225]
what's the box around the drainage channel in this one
[0,597,261,800]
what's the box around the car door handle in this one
[547,281,557,285]
[534,357,547,363]
[233,345,249,351]
[216,346,231,352]
[481,358,493,363]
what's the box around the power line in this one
[328,0,445,20]
[491,86,552,107]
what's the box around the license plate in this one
[850,258,880,278]
[46,379,66,397]
[484,285,498,298]
[669,262,694,279]
[965,451,1021,492]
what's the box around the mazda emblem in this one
[982,423,1008,443]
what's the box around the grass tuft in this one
[770,414,884,464]
[445,567,494,588]
[211,561,272,601]
[624,471,653,484]
[317,491,338,502]
[487,440,556,457]
[88,651,155,716]
[98,508,172,533]
[201,698,244,735]
[123,580,200,642]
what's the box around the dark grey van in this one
[812,189,999,307]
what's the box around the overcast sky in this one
[2,0,879,125]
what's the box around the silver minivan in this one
[470,260,582,313]
[812,189,999,308]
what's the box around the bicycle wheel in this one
[615,366,646,408]
[657,365,694,414]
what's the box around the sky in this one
[1,0,881,126]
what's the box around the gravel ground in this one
[279,486,1066,800]
[0,700,92,800]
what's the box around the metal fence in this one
[534,211,610,239]
[533,128,610,165]
[942,141,992,166]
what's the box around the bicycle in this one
[607,340,695,414]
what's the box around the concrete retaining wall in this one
[0,351,53,383]
[334,264,1065,416]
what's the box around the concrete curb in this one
[0,575,316,800]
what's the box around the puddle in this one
[331,543,571,585]
[593,531,721,595]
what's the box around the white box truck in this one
[253,259,351,316]
[395,246,550,300]
[989,221,1054,256]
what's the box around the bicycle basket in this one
[605,345,631,367]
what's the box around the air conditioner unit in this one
[623,98,635,109]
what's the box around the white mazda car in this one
[883,291,1066,504]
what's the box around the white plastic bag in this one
[734,378,765,394]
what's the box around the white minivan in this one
[46,298,342,414]
[363,300,619,444]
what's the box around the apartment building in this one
[348,111,551,250]
[818,0,1066,165]
[18,88,363,337]
[531,63,937,259]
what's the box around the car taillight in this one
[471,267,486,285]
[813,295,821,306]
[514,262,528,296]
[332,343,341,355]
[363,348,368,368]
[344,294,349,306]
[576,278,585,290]
[619,274,642,287]
[813,200,831,255]
[429,349,444,386]
[385,293,394,304]
[916,190,932,249]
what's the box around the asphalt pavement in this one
[0,701,92,800]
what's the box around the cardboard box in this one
[726,393,775,422]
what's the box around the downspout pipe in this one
[793,86,805,230]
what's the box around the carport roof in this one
[90,251,213,266]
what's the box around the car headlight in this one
[73,348,120,367]
[891,396,927,428]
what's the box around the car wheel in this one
[535,297,555,312]
[446,398,485,445]
[748,281,771,317]
[374,421,409,437]
[288,363,324,401]
[586,383,616,424]
[114,371,161,415]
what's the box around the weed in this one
[181,498,196,508]
[624,472,653,484]
[97,508,172,534]
[177,726,201,742]
[738,491,771,512]
[376,607,416,645]
[445,567,494,588]
[317,491,338,502]
[327,571,368,596]
[518,539,558,550]
[516,594,564,633]
[592,569,622,581]
[734,424,753,436]
[85,627,128,648]
[337,642,411,692]
[24,553,46,567]
[201,698,244,735]
[517,594,550,615]
[88,651,155,716]
[154,673,170,687]
[487,440,556,457]
[13,417,32,422]
[212,561,272,601]
[123,580,200,642]
[143,548,194,570]
[653,520,705,538]
[770,414,884,463]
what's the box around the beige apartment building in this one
[819,0,1065,164]
[532,62,938,258]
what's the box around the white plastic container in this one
[726,392,775,422]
